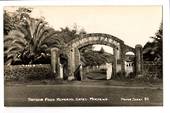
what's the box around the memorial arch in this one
[51,33,143,80]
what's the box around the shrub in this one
[113,71,126,80]
[4,64,54,81]
[127,72,136,79]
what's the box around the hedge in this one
[4,64,54,81]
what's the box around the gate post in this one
[67,47,80,80]
[112,47,117,79]
[51,48,61,80]
[67,48,75,80]
[135,44,143,78]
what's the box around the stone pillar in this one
[74,48,80,69]
[106,63,112,80]
[51,48,61,80]
[135,44,143,78]
[120,43,125,74]
[67,47,81,80]
[112,47,117,78]
[67,48,75,80]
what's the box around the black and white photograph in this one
[3,5,163,107]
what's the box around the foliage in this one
[143,22,162,79]
[4,64,53,81]
[99,47,105,54]
[57,25,86,44]
[57,27,77,43]
[4,7,89,65]
[143,61,162,79]
[4,11,14,35]
[127,72,136,79]
[80,46,113,67]
[143,22,163,62]
[4,7,33,35]
[4,8,64,65]
[113,71,126,80]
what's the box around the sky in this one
[5,6,162,51]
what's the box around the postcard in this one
[4,6,163,106]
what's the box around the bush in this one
[127,72,136,79]
[140,73,162,83]
[4,64,54,81]
[113,71,126,80]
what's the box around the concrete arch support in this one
[51,48,61,80]
[68,48,75,79]
[112,47,117,78]
[135,44,143,78]
[64,33,136,81]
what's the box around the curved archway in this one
[65,33,126,80]
[50,33,144,80]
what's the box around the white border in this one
[0,0,164,6]
[0,0,169,113]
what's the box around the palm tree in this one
[4,30,25,64]
[4,10,14,35]
[4,16,64,65]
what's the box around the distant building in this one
[124,54,135,77]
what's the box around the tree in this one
[4,7,33,35]
[57,27,78,43]
[80,46,113,67]
[57,23,87,43]
[4,15,64,65]
[143,22,163,62]
[4,11,14,35]
[99,47,105,54]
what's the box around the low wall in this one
[143,61,162,79]
[4,64,52,81]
